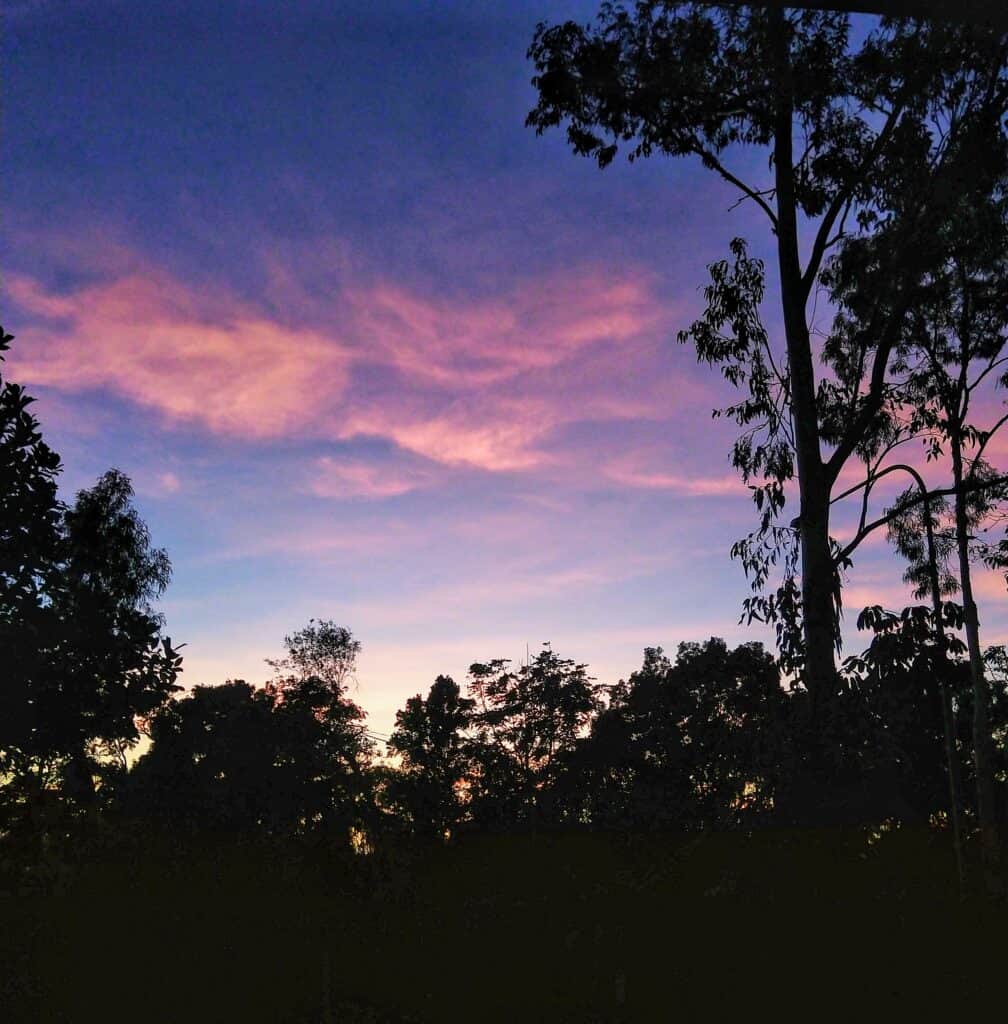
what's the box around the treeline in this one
[88,626,1008,844]
[2,321,1008,893]
[5,609,1008,891]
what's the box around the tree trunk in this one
[771,10,838,713]
[922,490,966,892]
[951,437,1002,892]
[796,486,840,714]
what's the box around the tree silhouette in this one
[817,144,1008,880]
[265,621,374,838]
[52,470,181,798]
[885,481,967,887]
[527,5,1008,723]
[579,640,791,829]
[465,648,602,830]
[1,437,181,818]
[387,675,475,838]
[127,624,375,842]
[125,681,279,833]
[0,326,63,808]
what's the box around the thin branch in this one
[695,145,779,228]
[967,353,1008,396]
[967,410,1008,480]
[831,458,921,508]
[800,96,907,301]
[822,196,854,254]
[826,285,913,486]
[836,472,1008,564]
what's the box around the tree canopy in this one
[527,4,1008,718]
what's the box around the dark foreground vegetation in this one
[7,3,1008,1020]
[3,827,1006,1023]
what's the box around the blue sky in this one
[4,1,1006,735]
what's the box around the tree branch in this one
[836,471,1008,564]
[800,97,906,301]
[695,145,779,228]
[826,285,913,486]
[967,410,1008,480]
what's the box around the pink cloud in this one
[309,455,434,500]
[348,274,665,388]
[5,270,349,438]
[334,393,561,471]
[4,243,706,479]
[603,455,740,496]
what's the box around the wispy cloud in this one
[348,275,663,388]
[5,245,677,474]
[6,270,348,438]
[602,455,740,496]
[309,454,436,500]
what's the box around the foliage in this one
[576,639,791,829]
[266,618,361,695]
[0,333,181,813]
[0,325,63,790]
[123,621,373,842]
[386,675,475,838]
[124,681,282,833]
[464,646,603,829]
[267,621,374,835]
[49,472,181,779]
[527,3,1008,707]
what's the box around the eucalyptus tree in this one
[876,182,1008,876]
[527,4,1008,717]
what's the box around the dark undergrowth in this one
[2,826,1004,1023]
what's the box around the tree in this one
[265,621,373,836]
[0,326,63,798]
[465,647,602,829]
[527,4,1008,717]
[125,681,281,834]
[580,640,791,829]
[869,175,1008,879]
[59,471,181,783]
[127,624,375,842]
[885,482,967,887]
[266,619,360,695]
[1,451,182,814]
[847,604,970,826]
[387,675,475,838]
[47,471,182,802]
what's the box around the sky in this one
[4,0,1007,737]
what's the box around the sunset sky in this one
[5,1,1007,736]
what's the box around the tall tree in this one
[880,178,1008,877]
[526,4,1008,716]
[581,640,791,829]
[45,470,182,802]
[265,621,373,835]
[885,482,967,887]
